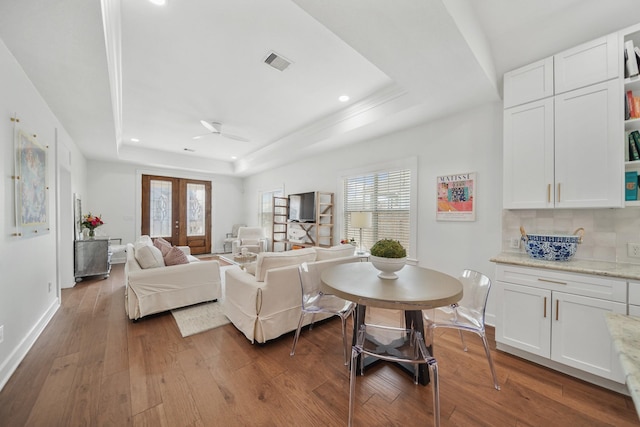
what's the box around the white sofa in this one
[223,244,359,343]
[124,238,222,320]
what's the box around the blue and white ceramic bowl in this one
[520,227,584,262]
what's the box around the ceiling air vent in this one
[264,51,291,71]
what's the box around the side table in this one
[233,252,258,270]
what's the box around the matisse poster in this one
[436,172,476,221]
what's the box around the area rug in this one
[171,301,230,337]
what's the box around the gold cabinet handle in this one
[537,278,567,285]
[547,184,551,203]
[557,183,561,202]
[543,296,547,318]
[555,299,559,321]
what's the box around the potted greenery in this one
[369,239,407,279]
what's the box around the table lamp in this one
[351,212,372,255]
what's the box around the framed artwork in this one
[436,172,476,221]
[74,193,83,240]
[14,127,50,237]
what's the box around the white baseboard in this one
[0,298,60,391]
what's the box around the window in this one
[342,159,416,257]
[259,188,284,249]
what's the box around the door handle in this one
[543,296,547,318]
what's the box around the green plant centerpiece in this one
[369,239,407,279]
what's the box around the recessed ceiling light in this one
[339,95,350,102]
[148,0,167,5]
[231,156,237,160]
[183,148,195,152]
[131,138,140,142]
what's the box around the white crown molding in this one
[100,0,123,152]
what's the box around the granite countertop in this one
[490,252,640,281]
[606,313,640,420]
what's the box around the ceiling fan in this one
[192,120,249,142]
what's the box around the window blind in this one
[343,168,412,255]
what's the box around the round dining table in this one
[321,262,464,385]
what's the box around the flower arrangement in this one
[340,238,357,246]
[82,212,104,237]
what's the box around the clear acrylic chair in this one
[349,323,440,426]
[290,262,356,365]
[423,269,500,390]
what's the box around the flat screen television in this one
[288,192,316,223]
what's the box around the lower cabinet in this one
[496,264,626,384]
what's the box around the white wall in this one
[0,38,87,390]
[85,160,245,253]
[243,101,504,321]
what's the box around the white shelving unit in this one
[272,192,334,251]
[622,25,640,207]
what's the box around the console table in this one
[74,238,111,281]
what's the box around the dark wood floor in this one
[0,264,638,426]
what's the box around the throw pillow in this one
[314,244,356,261]
[153,237,172,256]
[255,248,317,282]
[135,244,165,269]
[164,246,189,266]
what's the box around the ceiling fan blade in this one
[221,132,250,142]
[192,133,213,140]
[200,120,218,133]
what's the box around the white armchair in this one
[232,226,268,254]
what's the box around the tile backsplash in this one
[502,207,640,264]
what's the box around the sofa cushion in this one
[255,248,317,282]
[153,237,172,256]
[135,244,165,269]
[314,244,356,261]
[164,245,190,266]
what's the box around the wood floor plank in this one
[0,264,638,426]
[24,352,80,427]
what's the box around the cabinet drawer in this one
[504,57,554,108]
[554,33,618,94]
[496,264,627,303]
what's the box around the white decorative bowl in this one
[370,255,407,279]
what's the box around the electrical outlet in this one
[509,237,520,249]
[0,325,4,344]
[629,243,640,258]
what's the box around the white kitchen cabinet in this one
[554,79,623,208]
[495,264,626,384]
[503,99,554,209]
[629,281,640,316]
[497,282,551,357]
[503,57,554,108]
[551,291,625,381]
[503,33,623,209]
[554,33,618,94]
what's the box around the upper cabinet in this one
[504,57,554,108]
[503,32,623,209]
[554,33,619,94]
